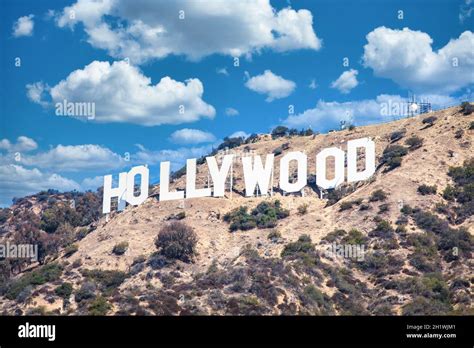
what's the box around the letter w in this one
[242,154,274,196]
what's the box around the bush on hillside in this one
[112,242,129,255]
[417,184,437,195]
[281,234,314,257]
[422,116,437,127]
[224,201,289,231]
[271,126,289,139]
[405,136,423,150]
[381,145,408,170]
[390,129,406,142]
[370,189,388,202]
[155,222,197,262]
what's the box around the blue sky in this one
[0,0,473,206]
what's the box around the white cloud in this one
[81,175,104,190]
[363,27,474,93]
[245,70,296,102]
[12,15,34,37]
[283,94,460,131]
[460,0,473,23]
[169,128,216,145]
[20,144,126,172]
[309,79,317,89]
[0,136,38,153]
[26,82,50,107]
[216,67,229,76]
[133,144,213,171]
[0,136,216,205]
[29,60,215,126]
[0,164,80,206]
[331,69,359,94]
[225,107,239,116]
[55,0,321,63]
[229,131,250,139]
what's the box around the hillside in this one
[0,105,473,316]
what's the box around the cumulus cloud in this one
[245,70,296,102]
[81,175,105,190]
[21,144,126,172]
[28,60,215,126]
[363,27,474,93]
[55,0,321,63]
[0,134,217,204]
[12,15,34,37]
[225,107,239,116]
[283,94,460,131]
[0,164,80,206]
[169,128,216,145]
[331,69,359,94]
[134,144,213,171]
[0,136,38,153]
[309,79,317,89]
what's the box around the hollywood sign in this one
[102,137,375,214]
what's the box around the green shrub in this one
[112,242,129,255]
[40,205,81,233]
[271,126,289,139]
[0,208,11,224]
[357,252,402,276]
[267,230,281,241]
[303,285,326,307]
[281,235,314,257]
[400,204,413,215]
[76,227,89,240]
[88,296,111,315]
[273,147,283,156]
[224,201,289,231]
[369,220,394,238]
[224,206,256,231]
[5,263,63,300]
[325,185,357,206]
[402,297,451,315]
[409,252,439,273]
[378,203,390,213]
[422,116,437,126]
[74,281,96,302]
[381,145,408,170]
[417,184,437,195]
[64,244,78,257]
[155,221,197,262]
[81,269,127,295]
[411,210,472,260]
[370,189,387,202]
[322,229,346,243]
[288,128,298,136]
[405,136,423,150]
[469,121,474,130]
[461,102,473,115]
[55,282,73,299]
[339,201,353,211]
[390,129,406,142]
[297,203,308,215]
[442,159,474,223]
[342,229,367,245]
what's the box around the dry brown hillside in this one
[0,105,473,316]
